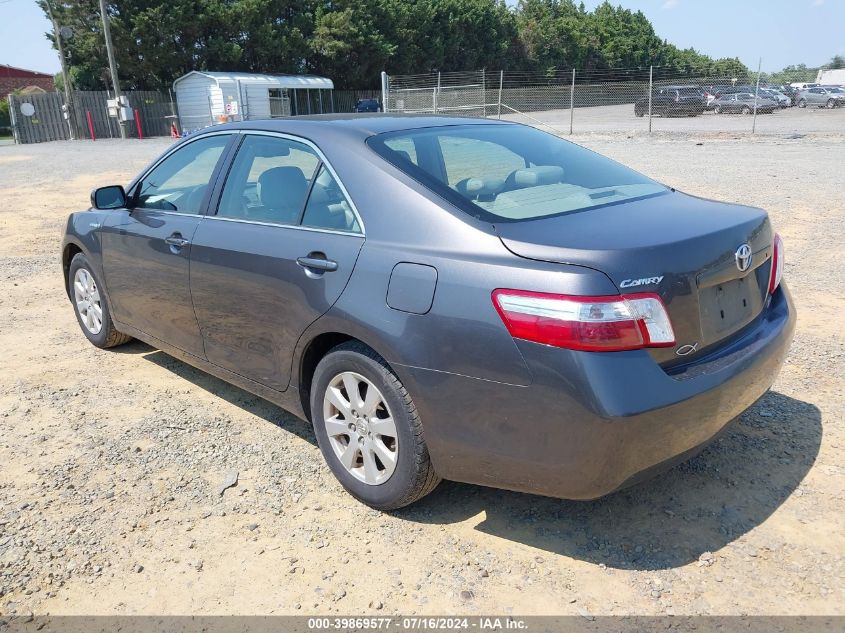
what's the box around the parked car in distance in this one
[759,88,791,108]
[62,115,795,510]
[797,86,845,108]
[779,85,802,106]
[634,85,706,117]
[353,98,381,113]
[712,92,778,114]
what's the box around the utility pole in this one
[98,0,126,139]
[45,0,77,139]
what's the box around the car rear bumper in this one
[401,283,795,500]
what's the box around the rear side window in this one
[218,135,319,225]
[300,165,361,233]
[367,124,666,223]
[384,137,418,165]
[217,134,361,233]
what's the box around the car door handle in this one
[296,255,338,272]
[165,235,190,247]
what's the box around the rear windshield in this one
[366,124,666,223]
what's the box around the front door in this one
[190,133,364,391]
[101,133,233,357]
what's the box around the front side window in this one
[367,124,666,223]
[133,134,231,213]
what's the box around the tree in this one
[826,55,845,69]
[39,0,756,90]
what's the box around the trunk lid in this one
[495,191,774,365]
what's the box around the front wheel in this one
[310,342,440,510]
[68,253,132,349]
[713,105,722,114]
[798,99,807,108]
[741,105,751,115]
[827,98,836,109]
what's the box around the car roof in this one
[207,114,516,142]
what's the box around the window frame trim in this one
[208,130,365,236]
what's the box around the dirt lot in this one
[0,132,843,617]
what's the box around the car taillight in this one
[492,289,675,352]
[768,233,784,294]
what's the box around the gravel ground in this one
[502,103,845,136]
[0,133,843,617]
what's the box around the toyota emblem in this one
[735,243,752,272]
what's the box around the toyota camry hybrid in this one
[62,115,795,510]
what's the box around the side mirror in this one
[91,185,127,210]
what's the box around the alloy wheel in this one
[322,371,399,485]
[73,268,103,335]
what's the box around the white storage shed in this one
[174,71,335,131]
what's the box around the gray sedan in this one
[797,86,845,108]
[61,116,795,509]
[712,93,778,114]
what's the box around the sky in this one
[0,0,843,77]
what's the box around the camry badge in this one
[620,275,664,288]
[735,243,753,272]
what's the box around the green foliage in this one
[761,64,818,87]
[827,55,845,70]
[41,0,762,90]
[0,98,10,128]
[0,89,26,129]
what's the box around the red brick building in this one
[1,64,55,100]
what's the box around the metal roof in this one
[173,71,334,90]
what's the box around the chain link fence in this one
[383,68,845,136]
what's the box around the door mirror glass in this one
[91,185,127,210]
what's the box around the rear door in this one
[101,133,234,357]
[189,132,364,391]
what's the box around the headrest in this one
[455,177,504,197]
[512,165,565,187]
[258,166,307,211]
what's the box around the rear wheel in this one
[634,106,644,118]
[798,99,807,108]
[310,342,440,510]
[741,105,751,115]
[68,253,131,349]
[827,98,836,109]
[713,105,722,114]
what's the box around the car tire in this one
[310,341,441,510]
[827,98,836,109]
[634,107,644,118]
[741,105,751,115]
[68,253,132,349]
[713,105,721,114]
[798,99,807,108]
